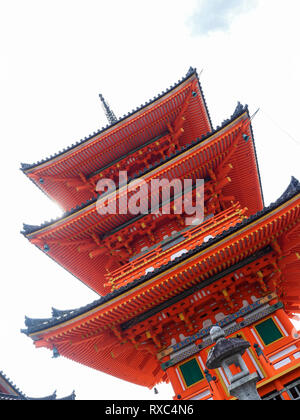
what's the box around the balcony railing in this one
[105,204,246,290]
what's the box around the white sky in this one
[0,0,299,400]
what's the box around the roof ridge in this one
[51,307,78,318]
[0,370,75,400]
[0,370,26,398]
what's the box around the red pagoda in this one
[21,68,300,400]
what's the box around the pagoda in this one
[21,68,300,400]
[0,370,75,400]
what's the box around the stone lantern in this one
[206,326,261,400]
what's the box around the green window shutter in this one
[179,358,204,387]
[255,318,283,346]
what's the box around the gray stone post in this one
[206,326,261,401]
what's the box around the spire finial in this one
[99,93,118,125]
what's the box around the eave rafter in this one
[166,79,198,151]
[36,249,279,356]
[105,205,247,289]
[25,163,240,294]
[22,99,259,225]
[31,220,292,341]
[99,182,217,264]
[123,255,278,345]
[24,110,253,245]
[25,182,300,344]
[22,71,211,211]
[23,201,300,387]
[72,80,194,177]
[84,133,175,194]
[84,80,199,196]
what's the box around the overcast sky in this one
[0,0,299,400]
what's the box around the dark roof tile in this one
[0,369,75,400]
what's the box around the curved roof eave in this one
[21,67,211,173]
[22,177,300,336]
[21,104,249,238]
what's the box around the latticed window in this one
[262,379,300,400]
[262,391,284,400]
[285,379,300,400]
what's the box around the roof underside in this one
[23,178,300,388]
[22,109,264,295]
[22,68,212,211]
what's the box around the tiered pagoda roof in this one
[22,100,264,295]
[0,371,75,401]
[22,177,300,388]
[21,68,213,212]
[21,68,300,392]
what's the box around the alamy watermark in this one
[96,171,204,226]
